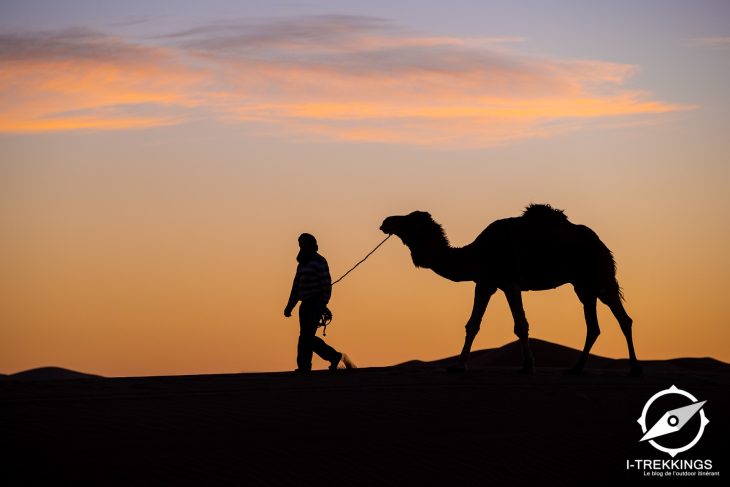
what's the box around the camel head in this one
[380,211,449,268]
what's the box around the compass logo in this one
[637,385,709,457]
[626,385,719,478]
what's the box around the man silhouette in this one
[284,233,354,372]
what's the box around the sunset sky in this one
[2,0,729,376]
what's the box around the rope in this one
[319,234,392,336]
[331,234,392,286]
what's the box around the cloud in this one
[0,28,207,132]
[688,36,730,48]
[0,17,688,146]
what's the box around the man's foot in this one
[329,353,356,370]
[294,368,311,374]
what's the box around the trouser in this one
[297,298,341,371]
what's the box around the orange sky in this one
[2,10,729,376]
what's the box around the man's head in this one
[297,233,318,263]
[298,233,318,252]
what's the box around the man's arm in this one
[284,269,300,317]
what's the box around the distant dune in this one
[3,366,102,381]
[397,338,729,371]
[5,340,727,383]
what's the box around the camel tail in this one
[609,249,626,301]
[605,243,630,301]
[576,224,625,301]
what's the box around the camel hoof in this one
[629,365,643,377]
[564,367,582,375]
[446,364,467,373]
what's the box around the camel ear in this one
[411,210,432,219]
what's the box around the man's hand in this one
[284,303,295,318]
[321,306,332,322]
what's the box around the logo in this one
[637,385,709,457]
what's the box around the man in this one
[284,233,354,372]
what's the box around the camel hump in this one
[522,203,569,222]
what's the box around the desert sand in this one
[3,340,727,486]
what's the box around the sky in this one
[1,1,729,376]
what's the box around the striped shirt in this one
[288,253,332,304]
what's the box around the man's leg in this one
[300,299,343,368]
[297,301,319,371]
[312,336,341,365]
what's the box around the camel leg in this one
[566,291,600,374]
[504,286,535,374]
[600,291,642,376]
[449,283,495,372]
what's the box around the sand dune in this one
[398,338,728,371]
[3,341,728,486]
[6,339,726,382]
[3,366,103,381]
[399,338,623,369]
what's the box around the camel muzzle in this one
[380,216,398,235]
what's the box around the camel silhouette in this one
[380,204,641,376]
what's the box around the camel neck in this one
[427,245,477,282]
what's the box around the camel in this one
[380,204,641,376]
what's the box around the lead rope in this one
[331,234,392,287]
[320,234,392,336]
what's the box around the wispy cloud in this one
[0,28,207,132]
[688,36,730,48]
[0,17,688,146]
